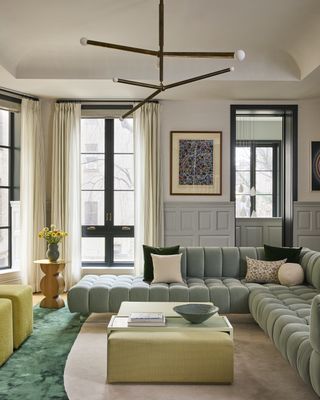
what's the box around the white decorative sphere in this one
[80,37,88,46]
[234,49,246,61]
[278,263,304,286]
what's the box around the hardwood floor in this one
[33,292,67,306]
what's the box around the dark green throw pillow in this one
[264,244,302,264]
[143,245,180,281]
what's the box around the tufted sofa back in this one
[180,247,318,284]
[180,247,265,279]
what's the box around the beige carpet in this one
[64,314,318,400]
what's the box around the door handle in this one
[106,212,112,222]
[122,226,131,231]
[87,226,96,231]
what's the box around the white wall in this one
[39,97,320,206]
[161,100,231,202]
[298,98,320,201]
[160,98,320,203]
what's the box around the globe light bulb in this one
[234,49,246,62]
[80,37,88,46]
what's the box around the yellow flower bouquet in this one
[38,225,68,244]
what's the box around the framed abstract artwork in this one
[170,131,222,195]
[312,141,320,191]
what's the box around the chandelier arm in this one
[86,39,158,56]
[163,51,235,58]
[115,78,161,90]
[121,88,162,119]
[159,0,164,83]
[164,67,233,90]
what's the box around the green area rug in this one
[0,304,84,400]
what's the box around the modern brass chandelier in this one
[80,0,245,119]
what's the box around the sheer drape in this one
[20,99,46,291]
[51,103,81,289]
[133,103,163,275]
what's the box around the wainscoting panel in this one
[294,202,320,251]
[164,202,235,247]
[236,218,282,247]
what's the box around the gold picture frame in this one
[170,131,222,195]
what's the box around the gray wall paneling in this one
[164,202,235,247]
[294,202,320,251]
[236,218,282,247]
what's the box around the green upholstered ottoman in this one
[0,285,33,349]
[107,330,233,383]
[0,299,13,366]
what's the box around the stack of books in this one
[128,312,166,326]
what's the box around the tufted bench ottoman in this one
[0,299,13,366]
[0,285,33,348]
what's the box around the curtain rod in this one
[56,99,158,104]
[0,86,39,101]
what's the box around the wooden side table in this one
[34,259,66,309]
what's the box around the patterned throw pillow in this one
[245,257,287,284]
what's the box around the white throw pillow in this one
[151,253,184,284]
[278,263,304,286]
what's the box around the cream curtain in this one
[20,99,46,291]
[133,103,163,275]
[51,103,81,289]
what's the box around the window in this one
[235,141,280,218]
[81,118,134,265]
[0,109,19,269]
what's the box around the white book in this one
[129,312,164,322]
[128,317,166,327]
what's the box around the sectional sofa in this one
[68,246,320,396]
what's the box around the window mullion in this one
[105,119,114,265]
[251,144,256,215]
[8,113,14,269]
[272,144,278,217]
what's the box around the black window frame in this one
[230,104,298,246]
[235,140,281,217]
[81,117,135,267]
[0,111,15,270]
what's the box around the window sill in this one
[81,266,134,276]
[0,268,20,275]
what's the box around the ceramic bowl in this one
[173,303,219,324]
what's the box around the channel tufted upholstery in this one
[68,247,318,315]
[68,246,320,396]
[68,274,257,314]
[249,284,320,393]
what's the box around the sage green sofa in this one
[68,246,320,396]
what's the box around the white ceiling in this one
[1,0,320,100]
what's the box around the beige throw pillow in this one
[151,253,184,284]
[278,263,304,286]
[245,257,287,284]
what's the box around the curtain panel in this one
[20,99,46,291]
[51,103,81,289]
[133,103,163,275]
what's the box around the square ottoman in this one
[107,330,234,383]
[0,285,33,349]
[0,299,13,366]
